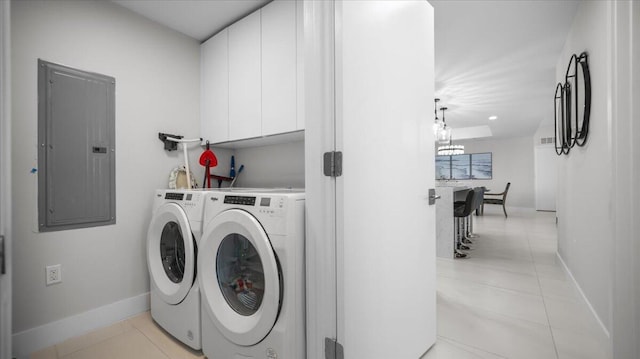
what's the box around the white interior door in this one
[0,1,11,358]
[305,2,436,357]
[534,146,557,211]
[335,1,436,358]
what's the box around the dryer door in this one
[147,203,196,305]
[199,209,281,346]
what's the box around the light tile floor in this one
[30,312,204,359]
[31,210,608,359]
[424,209,610,359]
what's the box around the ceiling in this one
[112,0,270,42]
[431,0,580,139]
[112,0,580,140]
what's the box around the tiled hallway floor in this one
[31,211,608,359]
[424,210,609,359]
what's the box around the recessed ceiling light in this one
[488,115,498,120]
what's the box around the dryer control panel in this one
[222,195,285,210]
[220,195,286,219]
[163,192,201,208]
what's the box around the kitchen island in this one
[435,184,471,258]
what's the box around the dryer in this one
[146,189,211,350]
[198,189,305,359]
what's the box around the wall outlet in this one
[46,264,62,286]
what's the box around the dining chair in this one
[482,182,511,218]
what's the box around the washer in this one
[198,189,305,359]
[146,189,213,350]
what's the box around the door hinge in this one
[323,151,343,177]
[325,337,344,359]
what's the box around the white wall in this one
[533,145,557,211]
[233,141,305,188]
[11,0,200,353]
[555,0,613,336]
[533,123,555,145]
[452,135,535,209]
[532,123,557,211]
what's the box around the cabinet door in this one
[295,0,305,131]
[261,0,297,136]
[228,10,261,141]
[201,29,229,143]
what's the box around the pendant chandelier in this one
[437,144,465,155]
[433,105,464,155]
[436,106,452,144]
[433,98,443,135]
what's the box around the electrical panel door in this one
[38,60,115,232]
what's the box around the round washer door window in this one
[199,209,281,346]
[147,203,196,305]
[217,233,265,316]
[160,221,186,283]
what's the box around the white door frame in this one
[634,3,640,353]
[0,0,12,358]
[610,1,639,358]
[303,1,338,358]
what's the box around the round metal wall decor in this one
[554,52,591,156]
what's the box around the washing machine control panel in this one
[223,195,256,206]
[165,192,185,201]
[164,192,200,204]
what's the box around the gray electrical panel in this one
[38,60,116,232]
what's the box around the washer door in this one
[147,203,196,305]
[199,209,281,346]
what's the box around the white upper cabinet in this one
[201,29,229,144]
[228,10,262,141]
[261,0,297,136]
[295,0,304,131]
[200,1,302,144]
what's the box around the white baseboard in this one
[556,253,611,339]
[508,206,536,213]
[481,206,535,214]
[12,292,150,358]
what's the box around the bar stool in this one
[455,189,479,245]
[466,187,484,238]
[454,189,475,258]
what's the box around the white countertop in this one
[435,183,470,192]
